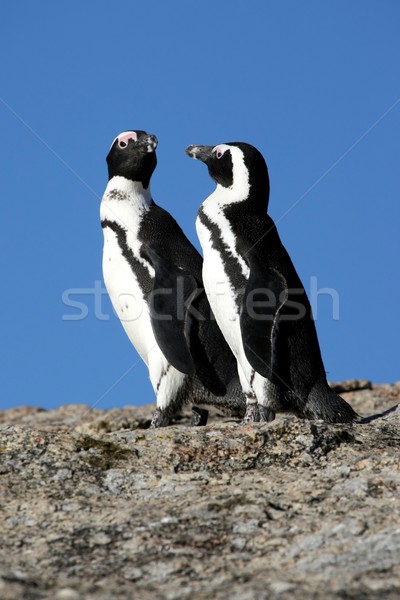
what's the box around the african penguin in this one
[100,131,246,427]
[186,141,358,423]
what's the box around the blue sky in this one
[1,1,399,411]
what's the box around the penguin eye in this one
[116,132,138,149]
[213,146,224,159]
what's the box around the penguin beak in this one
[185,145,214,163]
[143,134,158,152]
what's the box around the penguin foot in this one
[149,408,171,428]
[259,406,276,422]
[241,403,260,424]
[191,406,209,427]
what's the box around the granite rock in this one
[0,382,399,599]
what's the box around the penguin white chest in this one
[102,228,155,364]
[196,211,249,358]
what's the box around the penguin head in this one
[186,142,270,212]
[107,130,158,189]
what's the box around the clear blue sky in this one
[1,1,399,411]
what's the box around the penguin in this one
[100,131,245,427]
[186,141,358,423]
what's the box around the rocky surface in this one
[0,381,399,600]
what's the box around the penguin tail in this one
[305,380,359,423]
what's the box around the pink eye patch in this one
[117,131,137,148]
[213,145,224,159]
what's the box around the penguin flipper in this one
[240,255,288,379]
[142,246,197,375]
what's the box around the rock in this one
[329,379,373,392]
[54,590,80,600]
[0,382,399,599]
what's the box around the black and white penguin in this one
[186,141,358,423]
[100,131,245,426]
